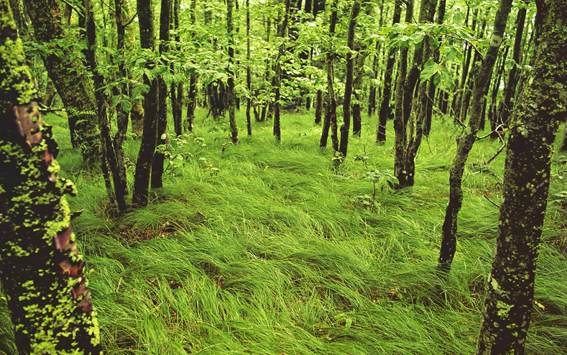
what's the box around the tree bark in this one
[320,0,339,151]
[24,0,101,165]
[0,2,102,352]
[401,0,438,187]
[246,0,252,136]
[497,7,527,132]
[85,0,127,211]
[376,0,402,143]
[367,0,385,118]
[487,46,509,135]
[477,1,567,352]
[186,0,198,132]
[273,0,291,142]
[152,0,172,189]
[424,0,446,136]
[393,0,413,186]
[438,0,513,271]
[132,0,160,206]
[172,0,183,136]
[338,0,361,158]
[227,0,239,143]
[315,90,323,124]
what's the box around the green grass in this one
[2,108,566,354]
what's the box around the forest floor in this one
[1,108,566,354]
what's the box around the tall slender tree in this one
[319,0,339,151]
[393,0,414,186]
[338,0,361,158]
[273,0,292,142]
[477,0,567,352]
[376,0,402,143]
[438,0,514,271]
[152,0,173,189]
[133,0,160,206]
[246,0,253,136]
[497,6,527,132]
[186,0,198,132]
[227,0,239,143]
[399,0,438,187]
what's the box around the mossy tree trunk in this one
[438,0,513,271]
[24,0,101,165]
[477,1,567,352]
[0,2,102,352]
[133,0,160,206]
[338,0,361,158]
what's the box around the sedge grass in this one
[0,108,565,354]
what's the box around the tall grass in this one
[1,108,565,354]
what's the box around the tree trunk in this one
[152,0,172,189]
[460,17,487,124]
[186,0,198,132]
[352,49,365,136]
[132,0,160,206]
[172,0,183,136]
[497,7,527,132]
[401,0,438,187]
[424,0,446,136]
[246,0,252,136]
[113,0,131,200]
[452,7,474,121]
[273,0,291,142]
[487,46,509,135]
[438,0,513,271]
[315,89,323,124]
[227,0,239,143]
[367,0,385,118]
[477,1,567,352]
[319,0,338,151]
[338,0,361,158]
[393,0,413,186]
[376,0,402,143]
[85,0,127,211]
[9,0,26,35]
[0,2,102,351]
[24,0,100,165]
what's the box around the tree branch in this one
[60,0,84,18]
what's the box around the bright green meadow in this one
[1,108,566,354]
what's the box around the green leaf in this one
[420,59,439,83]
[120,100,133,113]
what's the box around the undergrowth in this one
[1,108,565,354]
